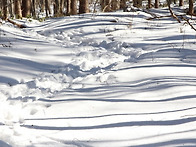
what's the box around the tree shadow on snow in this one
[34,75,196,104]
[131,138,196,147]
[35,18,128,35]
[26,106,196,121]
[0,76,19,86]
[0,56,57,76]
[22,116,196,130]
[0,140,11,147]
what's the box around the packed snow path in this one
[1,9,196,146]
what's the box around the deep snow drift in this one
[1,8,196,146]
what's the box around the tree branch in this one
[167,0,181,23]
[7,19,26,28]
[182,17,196,31]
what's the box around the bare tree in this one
[104,0,112,12]
[40,0,45,12]
[188,0,194,15]
[66,0,71,15]
[2,0,8,20]
[8,0,14,18]
[179,0,183,6]
[71,0,77,15]
[14,0,22,19]
[54,0,61,16]
[100,0,104,11]
[111,0,119,11]
[60,0,65,14]
[148,0,152,8]
[120,0,127,11]
[155,0,159,8]
[79,0,89,14]
[45,0,51,17]
[22,0,31,17]
[32,0,36,18]
[133,0,142,8]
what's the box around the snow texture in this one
[1,8,196,147]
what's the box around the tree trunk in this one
[100,0,104,11]
[148,0,152,8]
[111,0,119,11]
[66,0,71,15]
[104,0,111,12]
[179,0,183,6]
[45,0,51,17]
[14,0,22,19]
[120,0,126,11]
[54,0,61,16]
[9,0,14,18]
[133,0,142,8]
[32,0,36,18]
[2,0,8,20]
[133,0,137,7]
[79,0,89,14]
[167,0,181,23]
[22,0,31,17]
[60,0,65,14]
[155,0,159,8]
[188,0,194,15]
[40,0,45,12]
[71,0,77,15]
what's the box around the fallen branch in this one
[143,9,158,18]
[147,15,171,20]
[146,12,196,31]
[93,0,99,13]
[147,14,186,20]
[102,1,113,12]
[167,0,181,23]
[182,17,196,31]
[145,0,181,23]
[7,18,26,28]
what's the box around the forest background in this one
[0,0,195,22]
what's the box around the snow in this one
[1,8,196,146]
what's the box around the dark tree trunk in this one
[188,0,194,15]
[148,0,152,8]
[133,0,142,8]
[179,0,184,6]
[54,0,61,16]
[2,0,8,20]
[179,0,183,6]
[120,0,126,11]
[79,0,89,14]
[32,0,36,18]
[22,0,31,17]
[71,0,77,15]
[155,0,159,8]
[100,0,104,11]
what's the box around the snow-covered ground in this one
[1,8,196,146]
